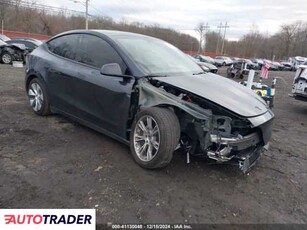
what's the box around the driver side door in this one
[70,34,135,139]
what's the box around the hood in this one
[154,73,268,117]
[9,43,27,50]
[199,62,217,70]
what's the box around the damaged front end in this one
[137,77,274,173]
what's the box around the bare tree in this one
[195,22,207,52]
[205,31,222,53]
[0,0,11,33]
[278,22,300,57]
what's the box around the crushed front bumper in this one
[206,114,274,173]
[235,144,268,173]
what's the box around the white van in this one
[288,56,307,71]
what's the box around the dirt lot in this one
[0,64,307,224]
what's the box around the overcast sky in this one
[39,0,307,40]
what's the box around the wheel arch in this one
[25,71,47,91]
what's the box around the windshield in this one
[115,36,202,75]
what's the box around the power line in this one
[0,0,84,15]
[88,2,111,18]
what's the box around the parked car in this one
[199,61,218,73]
[243,59,259,70]
[187,55,218,73]
[230,57,240,61]
[252,58,264,69]
[288,56,307,71]
[266,60,279,71]
[6,38,42,52]
[214,56,233,66]
[25,30,274,172]
[272,61,284,71]
[193,55,217,66]
[280,62,293,71]
[0,39,28,64]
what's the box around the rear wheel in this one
[27,78,50,116]
[130,107,180,169]
[1,52,12,64]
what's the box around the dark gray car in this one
[25,30,274,172]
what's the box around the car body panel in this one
[214,56,233,66]
[199,62,217,71]
[27,40,135,139]
[152,73,268,117]
[291,65,307,101]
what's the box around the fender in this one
[138,79,212,120]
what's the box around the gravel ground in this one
[0,64,307,225]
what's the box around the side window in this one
[47,34,80,61]
[78,34,128,74]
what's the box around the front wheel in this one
[130,107,180,169]
[1,52,12,64]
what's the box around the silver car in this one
[215,56,233,66]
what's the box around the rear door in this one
[45,34,82,115]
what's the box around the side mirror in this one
[100,63,123,76]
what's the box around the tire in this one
[130,107,180,169]
[1,52,12,64]
[223,62,226,66]
[27,78,50,116]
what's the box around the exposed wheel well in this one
[26,75,38,91]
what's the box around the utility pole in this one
[216,22,222,54]
[72,0,90,30]
[1,19,3,35]
[85,0,89,30]
[220,22,229,55]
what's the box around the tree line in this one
[0,0,198,51]
[202,21,307,60]
[1,0,307,60]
